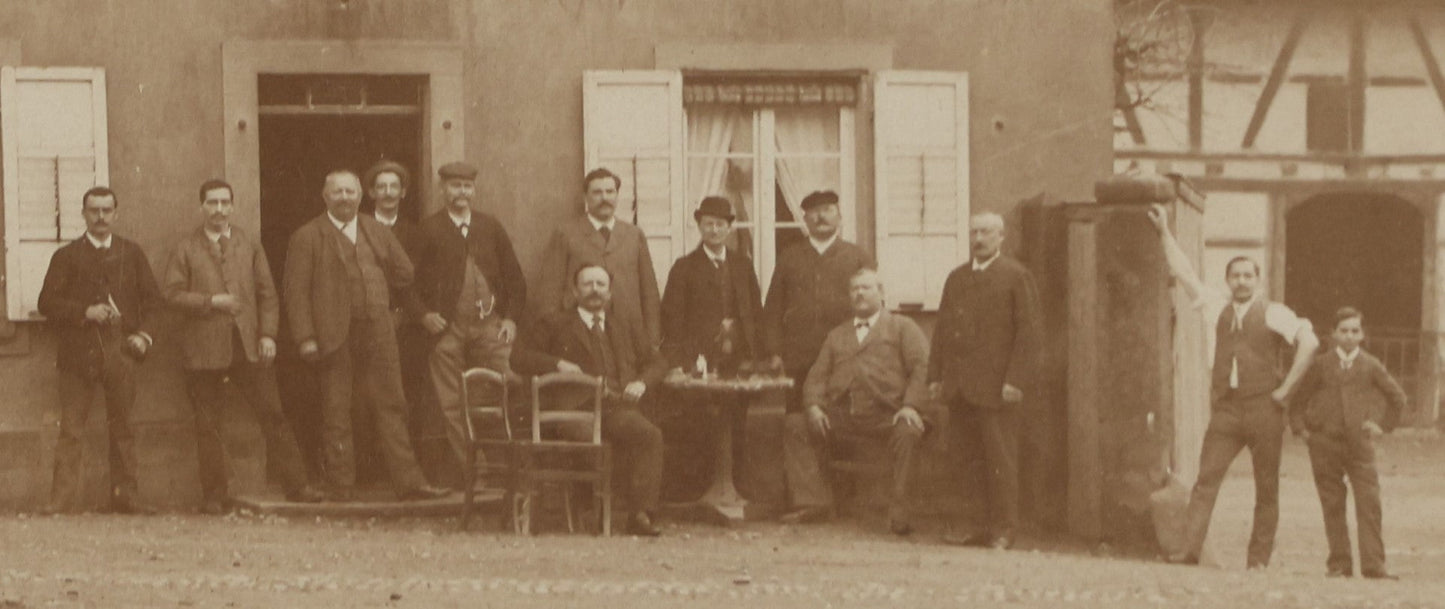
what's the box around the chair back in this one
[461,367,512,442]
[530,371,605,444]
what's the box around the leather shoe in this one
[399,484,451,501]
[1326,569,1352,578]
[889,519,913,536]
[989,536,1012,550]
[627,512,662,537]
[1362,570,1398,581]
[328,486,358,503]
[778,505,832,525]
[286,486,327,503]
[941,530,990,547]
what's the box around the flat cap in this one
[437,161,478,180]
[800,190,840,211]
[693,196,735,222]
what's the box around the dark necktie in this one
[590,314,618,382]
[855,319,870,330]
[218,235,231,256]
[599,226,611,243]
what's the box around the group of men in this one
[37,161,1043,548]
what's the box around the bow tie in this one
[855,319,870,329]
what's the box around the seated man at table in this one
[781,268,933,535]
[511,264,667,536]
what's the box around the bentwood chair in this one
[512,371,613,536]
[458,367,517,531]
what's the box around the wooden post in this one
[1067,219,1102,539]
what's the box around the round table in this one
[662,372,794,523]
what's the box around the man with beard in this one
[781,268,932,534]
[537,168,662,345]
[1148,204,1318,569]
[404,162,526,481]
[39,186,162,514]
[512,264,666,536]
[930,212,1040,550]
[283,169,448,502]
[657,196,763,500]
[163,179,325,512]
[762,191,873,428]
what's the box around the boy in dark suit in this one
[1290,307,1405,580]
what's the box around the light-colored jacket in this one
[536,215,661,344]
[804,310,933,421]
[163,225,276,370]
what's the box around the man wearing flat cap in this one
[762,190,873,422]
[656,196,764,499]
[403,161,527,480]
[537,168,663,345]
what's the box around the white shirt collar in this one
[1336,346,1360,363]
[204,225,233,243]
[85,232,113,249]
[327,212,350,231]
[1231,295,1257,318]
[374,210,398,227]
[578,307,605,329]
[703,244,727,264]
[448,208,473,228]
[972,251,1001,271]
[855,310,882,328]
[588,213,616,232]
[809,233,838,255]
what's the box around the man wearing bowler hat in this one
[656,196,764,499]
[762,191,873,429]
[403,161,527,481]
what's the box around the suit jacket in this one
[283,213,414,357]
[162,225,277,370]
[37,235,161,375]
[804,311,935,424]
[536,215,662,344]
[511,307,667,398]
[1291,349,1407,436]
[404,209,526,324]
[761,239,873,374]
[376,215,421,319]
[659,245,762,368]
[927,255,1041,409]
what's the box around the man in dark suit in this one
[282,169,448,502]
[512,264,667,536]
[38,186,161,514]
[404,162,526,480]
[657,196,763,499]
[537,168,663,345]
[782,268,932,535]
[163,179,325,512]
[364,160,420,253]
[762,190,873,416]
[930,212,1041,550]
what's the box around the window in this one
[1,67,109,320]
[583,69,968,310]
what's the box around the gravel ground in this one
[2,431,1443,608]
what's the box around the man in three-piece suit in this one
[657,196,763,499]
[930,212,1041,550]
[163,179,325,512]
[404,161,527,479]
[762,190,873,415]
[38,186,162,514]
[782,268,933,535]
[282,169,448,502]
[536,168,662,345]
[511,264,667,536]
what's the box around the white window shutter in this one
[582,70,685,293]
[873,70,969,310]
[2,67,109,320]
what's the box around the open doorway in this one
[1285,192,1423,390]
[257,74,425,484]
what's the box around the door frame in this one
[222,40,464,235]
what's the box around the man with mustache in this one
[283,169,449,502]
[930,212,1041,550]
[511,264,667,536]
[780,268,933,535]
[163,179,325,512]
[38,186,162,514]
[762,191,873,437]
[537,168,663,345]
[403,162,526,482]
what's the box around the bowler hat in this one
[800,190,839,211]
[693,196,735,222]
[437,161,478,180]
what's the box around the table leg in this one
[698,402,747,522]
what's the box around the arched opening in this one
[1285,191,1423,350]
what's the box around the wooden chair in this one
[458,367,517,531]
[826,431,894,516]
[512,371,613,536]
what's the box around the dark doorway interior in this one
[258,75,424,485]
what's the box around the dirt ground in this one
[2,430,1443,609]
